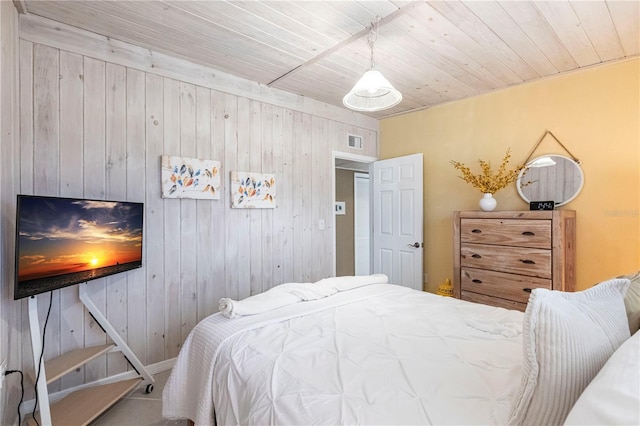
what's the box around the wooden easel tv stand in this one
[27,283,154,426]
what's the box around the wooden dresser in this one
[453,210,576,311]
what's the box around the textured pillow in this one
[508,278,631,426]
[564,329,640,425]
[618,271,640,334]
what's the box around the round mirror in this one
[517,154,584,206]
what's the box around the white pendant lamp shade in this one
[343,69,402,112]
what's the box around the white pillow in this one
[564,329,640,425]
[508,278,631,426]
[619,271,640,334]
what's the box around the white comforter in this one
[163,284,524,425]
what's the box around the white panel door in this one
[354,173,370,275]
[372,153,423,290]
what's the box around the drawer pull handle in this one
[520,259,536,264]
[522,231,535,236]
[471,229,482,233]
[471,254,482,259]
[472,279,483,284]
[523,288,532,293]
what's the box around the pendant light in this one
[343,19,402,112]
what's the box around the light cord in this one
[367,17,380,69]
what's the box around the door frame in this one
[332,151,376,277]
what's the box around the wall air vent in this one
[348,134,363,149]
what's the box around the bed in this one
[162,273,639,426]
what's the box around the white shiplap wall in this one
[9,18,378,400]
[0,2,20,425]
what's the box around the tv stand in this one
[27,284,154,425]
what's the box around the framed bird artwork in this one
[161,155,221,200]
[230,171,276,208]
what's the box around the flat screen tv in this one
[14,195,144,300]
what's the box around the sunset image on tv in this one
[15,196,143,299]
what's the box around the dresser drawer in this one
[461,267,551,304]
[454,211,575,310]
[461,291,527,312]
[460,219,551,249]
[460,243,552,278]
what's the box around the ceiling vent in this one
[348,134,363,149]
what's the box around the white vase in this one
[479,193,497,211]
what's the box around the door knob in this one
[407,242,421,248]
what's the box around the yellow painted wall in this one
[380,59,640,293]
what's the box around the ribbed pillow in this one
[564,329,640,425]
[508,278,631,426]
[618,271,640,334]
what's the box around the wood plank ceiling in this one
[17,0,640,119]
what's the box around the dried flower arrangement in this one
[450,149,526,194]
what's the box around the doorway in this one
[333,152,376,277]
[333,152,424,290]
